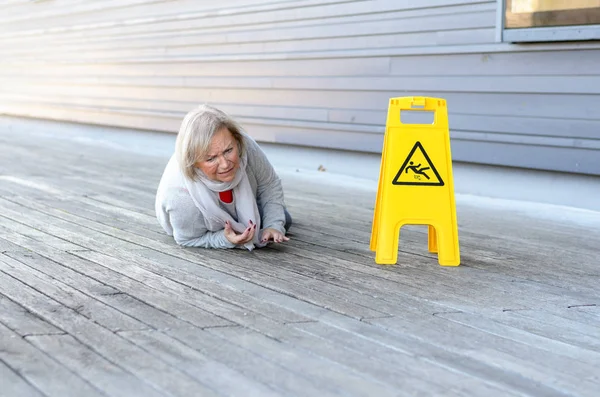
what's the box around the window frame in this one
[497,0,600,43]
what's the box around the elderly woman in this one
[155,104,291,250]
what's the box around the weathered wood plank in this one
[1,219,299,331]
[119,248,314,324]
[0,236,25,253]
[481,310,600,353]
[286,208,600,295]
[3,249,200,331]
[0,255,148,333]
[4,196,370,326]
[0,197,148,252]
[278,233,583,306]
[163,326,342,397]
[2,195,393,320]
[105,244,580,396]
[205,326,400,397]
[289,202,600,285]
[45,195,164,232]
[0,269,223,397]
[0,290,63,337]
[368,314,600,396]
[0,226,84,258]
[0,322,105,397]
[120,329,283,397]
[270,238,600,322]
[86,193,157,217]
[570,305,600,320]
[436,311,600,365]
[133,247,391,319]
[0,219,84,253]
[248,244,530,313]
[155,249,389,318]
[286,321,524,397]
[214,322,529,396]
[292,320,571,397]
[26,333,166,397]
[71,249,323,336]
[5,207,524,392]
[278,229,600,338]
[1,241,230,330]
[0,359,46,397]
[31,189,596,374]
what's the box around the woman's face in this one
[195,127,240,183]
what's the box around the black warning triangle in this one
[392,141,444,186]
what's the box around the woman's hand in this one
[224,220,256,245]
[260,228,290,244]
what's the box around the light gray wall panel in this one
[0,0,599,175]
[452,140,600,176]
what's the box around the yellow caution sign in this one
[370,97,460,266]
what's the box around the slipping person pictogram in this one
[392,141,443,186]
[405,161,430,180]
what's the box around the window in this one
[499,0,600,42]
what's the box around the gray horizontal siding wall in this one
[0,0,599,175]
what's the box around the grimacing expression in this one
[195,127,240,183]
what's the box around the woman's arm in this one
[165,189,236,249]
[245,136,286,235]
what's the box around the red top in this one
[219,189,233,204]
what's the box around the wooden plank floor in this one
[1,116,599,397]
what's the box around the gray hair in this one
[175,104,245,180]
